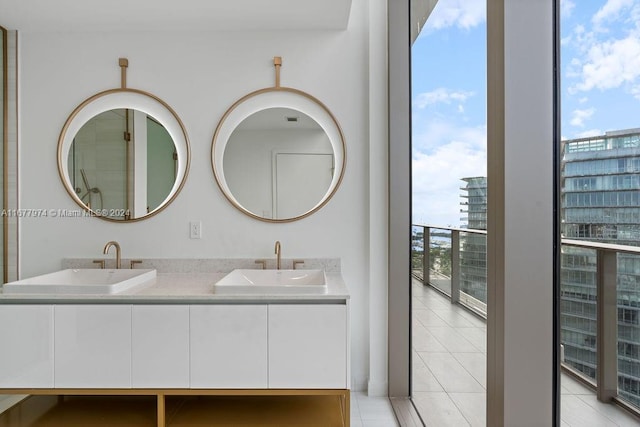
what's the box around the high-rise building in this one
[460,130,640,407]
[460,177,488,304]
[561,129,640,407]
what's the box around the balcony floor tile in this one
[412,392,471,427]
[412,279,640,427]
[451,352,486,388]
[424,326,482,353]
[448,392,486,427]
[417,352,484,393]
[412,322,448,353]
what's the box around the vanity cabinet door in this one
[54,305,132,388]
[268,304,347,389]
[132,305,189,388]
[190,305,268,388]
[0,305,54,388]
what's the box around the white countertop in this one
[0,272,350,303]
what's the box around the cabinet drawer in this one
[54,305,131,388]
[132,305,189,388]
[268,304,347,388]
[0,305,54,388]
[190,305,268,388]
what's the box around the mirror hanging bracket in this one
[119,57,128,89]
[273,56,282,88]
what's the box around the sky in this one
[412,0,640,227]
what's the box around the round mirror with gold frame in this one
[57,60,190,222]
[211,58,346,223]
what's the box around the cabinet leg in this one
[157,393,165,427]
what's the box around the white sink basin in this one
[214,269,327,294]
[2,269,156,295]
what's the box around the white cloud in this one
[412,121,486,227]
[574,129,603,138]
[561,0,576,17]
[423,0,485,32]
[572,25,597,54]
[573,32,640,93]
[413,88,475,109]
[570,108,595,127]
[593,0,635,26]
[578,97,589,104]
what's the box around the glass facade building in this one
[460,177,488,304]
[561,129,640,407]
[459,130,640,407]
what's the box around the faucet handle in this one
[92,259,106,269]
[293,260,305,270]
[130,260,143,269]
[255,259,267,270]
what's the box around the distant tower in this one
[460,177,487,304]
[561,129,640,407]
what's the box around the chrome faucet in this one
[103,241,122,269]
[274,240,281,270]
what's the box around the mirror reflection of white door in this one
[273,153,334,218]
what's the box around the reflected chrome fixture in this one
[293,260,304,270]
[274,241,281,270]
[130,260,142,269]
[103,241,122,269]
[78,169,103,210]
[92,259,106,269]
[255,259,267,270]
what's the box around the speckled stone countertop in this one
[0,271,349,304]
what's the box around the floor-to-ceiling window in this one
[409,1,488,425]
[389,0,637,426]
[559,0,640,415]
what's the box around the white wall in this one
[18,0,385,392]
[225,128,331,218]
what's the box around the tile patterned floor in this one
[351,392,400,427]
[412,279,640,427]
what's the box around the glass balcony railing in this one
[412,225,487,316]
[412,226,453,296]
[412,223,640,413]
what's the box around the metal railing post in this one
[423,227,430,286]
[597,249,618,402]
[451,230,460,304]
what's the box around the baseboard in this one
[367,380,388,397]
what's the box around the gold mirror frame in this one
[211,58,346,223]
[57,60,190,222]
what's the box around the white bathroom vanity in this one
[0,269,351,427]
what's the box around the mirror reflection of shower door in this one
[70,109,129,216]
[146,117,175,213]
[273,153,333,219]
